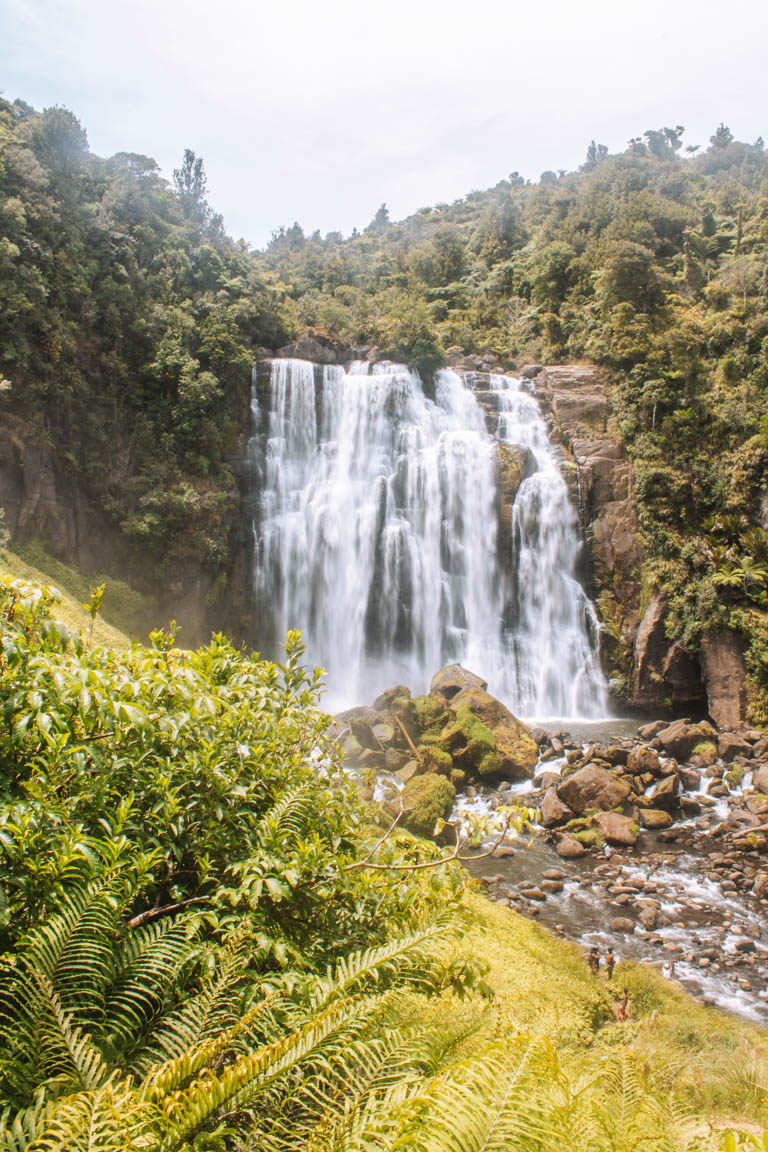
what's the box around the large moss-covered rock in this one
[401,774,456,838]
[430,664,487,701]
[441,706,501,776]
[446,685,537,780]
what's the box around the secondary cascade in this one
[247,358,606,718]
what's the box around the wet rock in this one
[677,767,701,791]
[593,811,639,846]
[733,937,757,953]
[640,809,674,830]
[610,917,636,934]
[556,763,632,815]
[752,874,768,899]
[627,745,660,775]
[543,868,566,880]
[638,720,668,741]
[535,770,561,791]
[395,760,419,784]
[540,787,574,827]
[647,775,679,812]
[524,887,547,901]
[752,766,768,795]
[492,845,516,859]
[446,685,538,780]
[556,835,587,858]
[496,443,538,556]
[656,719,711,761]
[430,664,487,701]
[719,732,752,762]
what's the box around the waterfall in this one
[248,358,606,718]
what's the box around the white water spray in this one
[248,359,606,717]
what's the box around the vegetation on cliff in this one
[0,573,766,1150]
[3,96,768,700]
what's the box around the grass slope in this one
[0,548,132,651]
[461,890,768,1131]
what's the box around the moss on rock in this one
[441,705,501,775]
[401,774,456,838]
[416,744,452,774]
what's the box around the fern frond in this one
[103,918,198,1053]
[30,973,112,1094]
[311,920,459,1009]
[254,782,317,850]
[157,993,382,1149]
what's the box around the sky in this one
[3,0,768,248]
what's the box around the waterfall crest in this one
[248,358,606,718]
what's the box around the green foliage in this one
[441,706,501,776]
[0,96,292,589]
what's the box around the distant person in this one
[588,946,600,976]
[605,948,616,979]
[617,988,630,1022]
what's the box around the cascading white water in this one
[248,358,606,718]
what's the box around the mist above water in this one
[248,359,606,718]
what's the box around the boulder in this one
[753,766,768,795]
[373,684,410,711]
[627,745,660,775]
[638,720,667,741]
[540,787,574,827]
[293,330,339,364]
[556,763,631,815]
[430,664,487,701]
[639,808,674,830]
[718,732,752,762]
[493,723,539,781]
[519,364,543,378]
[400,775,456,839]
[656,719,710,762]
[556,835,587,859]
[677,766,701,791]
[445,686,538,780]
[700,629,748,731]
[610,917,636,934]
[395,760,419,784]
[647,775,679,812]
[593,812,639,846]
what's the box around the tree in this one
[581,140,608,171]
[172,148,209,223]
[710,122,734,149]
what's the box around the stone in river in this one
[639,808,674,830]
[556,764,631,815]
[556,835,587,858]
[593,811,639,846]
[610,917,636,934]
[540,787,574,827]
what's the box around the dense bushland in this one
[4,99,768,707]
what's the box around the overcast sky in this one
[3,0,768,247]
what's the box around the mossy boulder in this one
[430,663,487,701]
[441,706,501,776]
[446,685,537,780]
[401,774,456,838]
[416,743,452,775]
[411,693,448,737]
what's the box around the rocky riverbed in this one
[334,665,768,1023]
